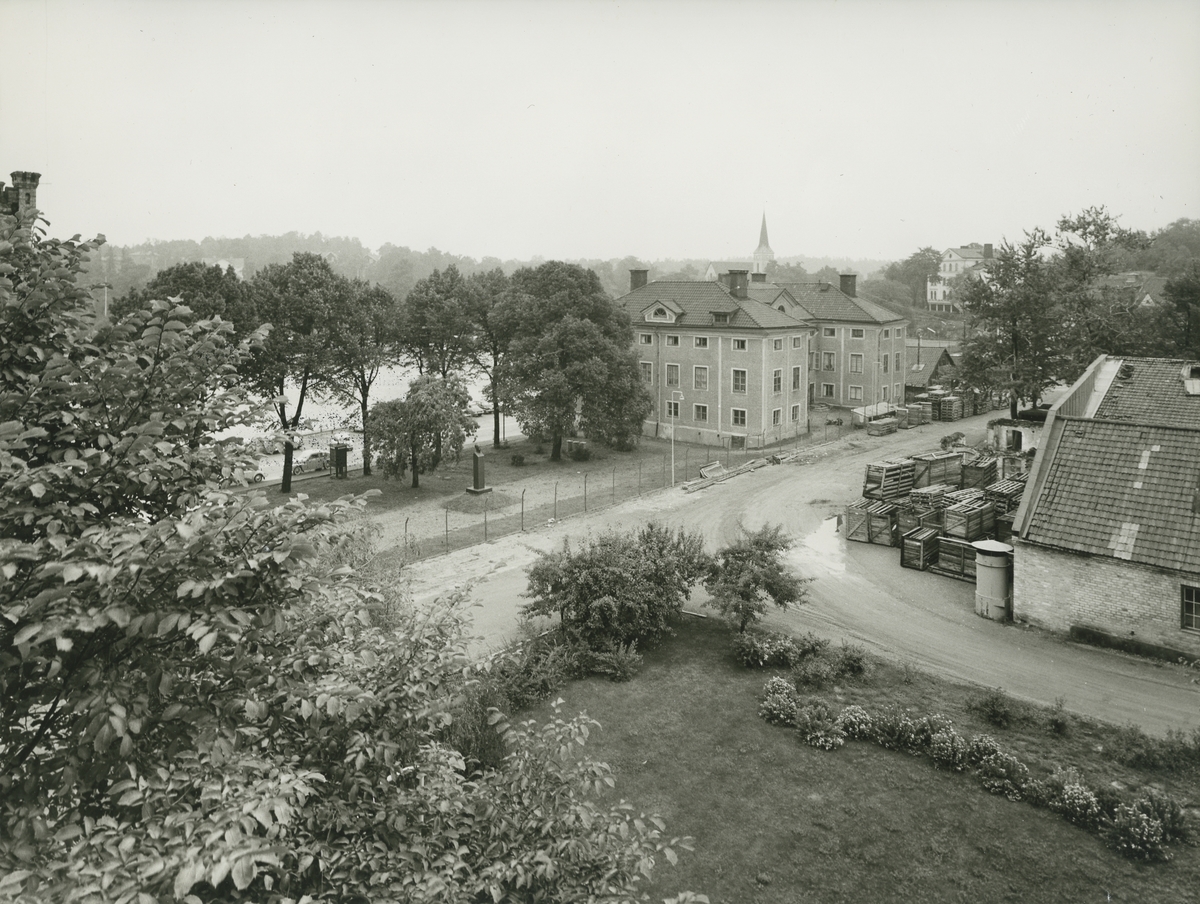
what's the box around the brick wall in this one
[1014,539,1200,657]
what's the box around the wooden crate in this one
[863,459,915,501]
[911,402,933,425]
[867,418,898,437]
[943,500,996,541]
[843,500,899,547]
[961,456,998,489]
[938,397,964,422]
[895,407,913,429]
[943,487,986,507]
[900,526,940,570]
[984,479,1027,515]
[931,537,978,582]
[911,450,962,488]
[995,512,1015,543]
[910,483,955,509]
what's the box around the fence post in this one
[521,488,525,531]
[612,466,616,504]
[404,517,409,545]
[484,494,488,542]
[584,472,588,512]
[444,508,449,551]
[662,453,666,487]
[725,440,730,468]
[684,446,689,481]
[554,482,558,521]
[638,461,642,495]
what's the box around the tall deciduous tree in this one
[1162,262,1200,360]
[323,278,402,475]
[110,260,254,330]
[704,524,809,632]
[885,247,944,306]
[398,264,474,378]
[369,375,477,487]
[465,268,519,447]
[244,252,347,491]
[503,262,651,460]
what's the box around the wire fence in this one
[400,420,853,563]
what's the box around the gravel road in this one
[374,414,1200,737]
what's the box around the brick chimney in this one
[750,271,767,283]
[629,268,648,291]
[728,269,749,299]
[984,243,993,259]
[839,273,857,298]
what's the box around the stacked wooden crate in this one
[867,417,898,436]
[900,526,940,570]
[984,478,1027,515]
[938,396,964,421]
[942,487,986,507]
[911,450,962,488]
[943,498,996,541]
[928,390,948,420]
[994,512,1015,543]
[862,459,915,501]
[896,504,943,533]
[931,537,979,581]
[960,455,998,489]
[895,407,913,429]
[843,500,899,547]
[911,402,933,425]
[910,483,954,509]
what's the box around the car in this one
[465,402,486,417]
[292,449,329,474]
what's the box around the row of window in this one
[819,326,904,339]
[807,351,902,373]
[642,363,803,394]
[639,333,807,351]
[813,382,903,401]
[665,401,804,427]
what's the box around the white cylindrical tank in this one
[973,539,1014,621]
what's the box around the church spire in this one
[752,211,775,272]
[757,212,770,253]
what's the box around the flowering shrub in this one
[762,676,795,698]
[873,706,921,753]
[977,752,1030,801]
[914,713,955,749]
[795,701,845,750]
[928,729,969,772]
[1106,805,1169,861]
[759,691,799,727]
[1054,783,1102,829]
[1131,789,1190,843]
[966,734,1003,767]
[835,705,875,741]
[732,631,801,668]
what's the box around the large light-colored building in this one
[926,243,992,312]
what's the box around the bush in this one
[836,705,875,741]
[929,729,969,772]
[1107,724,1200,772]
[511,452,526,467]
[874,706,922,753]
[967,734,1003,767]
[732,631,801,668]
[795,701,845,750]
[762,676,796,698]
[1054,783,1102,829]
[495,629,588,711]
[833,642,871,680]
[792,654,837,690]
[581,642,643,681]
[1132,789,1190,843]
[977,752,1030,801]
[759,691,799,727]
[972,687,1015,728]
[1047,697,1071,736]
[1107,805,1170,861]
[795,631,831,659]
[914,713,955,749]
[569,445,593,462]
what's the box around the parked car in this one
[465,402,486,417]
[292,449,329,474]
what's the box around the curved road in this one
[394,416,1200,737]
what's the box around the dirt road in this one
[384,414,1200,737]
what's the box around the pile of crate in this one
[983,476,1027,515]
[867,417,898,437]
[937,396,964,422]
[862,459,915,501]
[960,453,998,489]
[909,402,933,425]
[911,450,962,488]
[843,500,899,546]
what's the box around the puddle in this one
[795,517,846,574]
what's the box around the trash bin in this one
[330,444,349,479]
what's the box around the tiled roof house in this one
[774,277,910,409]
[616,269,816,449]
[1011,355,1200,656]
[927,243,993,313]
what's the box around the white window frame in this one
[732,338,748,351]
[821,383,835,398]
[791,365,801,391]
[790,403,800,422]
[694,336,709,349]
[773,338,783,351]
[882,355,889,374]
[639,333,653,345]
[851,328,864,339]
[731,408,747,428]
[666,399,679,418]
[849,385,863,402]
[772,408,782,426]
[772,368,782,393]
[850,353,863,374]
[882,329,890,338]
[822,327,836,338]
[822,352,836,372]
[1183,585,1200,631]
[666,334,680,347]
[732,368,747,393]
[639,361,653,383]
[666,363,679,388]
[792,336,803,348]
[694,365,708,391]
[694,403,708,422]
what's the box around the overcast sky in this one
[2,0,1198,263]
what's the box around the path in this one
[372,413,1200,737]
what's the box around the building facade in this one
[1,171,40,218]
[926,243,992,312]
[619,270,814,449]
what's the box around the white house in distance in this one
[927,243,993,312]
[1011,354,1200,658]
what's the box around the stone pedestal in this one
[466,445,492,495]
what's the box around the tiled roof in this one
[745,285,793,308]
[774,281,905,324]
[618,281,810,331]
[946,244,989,260]
[1094,358,1200,426]
[1022,420,1200,572]
[904,347,954,387]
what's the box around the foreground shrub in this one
[581,641,643,681]
[794,701,845,750]
[977,752,1030,801]
[1107,724,1200,773]
[967,734,1003,767]
[759,691,800,727]
[971,687,1015,728]
[794,631,831,659]
[929,729,969,772]
[833,642,871,679]
[792,655,837,689]
[835,705,875,741]
[914,713,955,749]
[732,631,801,668]
[873,706,922,753]
[1054,783,1103,829]
[1132,788,1190,843]
[1107,805,1170,861]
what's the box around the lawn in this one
[532,616,1199,904]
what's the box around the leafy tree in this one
[858,276,913,310]
[0,210,698,904]
[1132,217,1200,278]
[769,260,810,283]
[109,260,254,330]
[243,252,348,491]
[397,263,475,378]
[322,278,403,475]
[884,246,944,306]
[524,523,710,651]
[1161,262,1200,359]
[812,264,843,284]
[369,374,477,487]
[503,261,652,460]
[465,267,520,447]
[704,524,809,632]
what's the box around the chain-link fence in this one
[399,420,852,562]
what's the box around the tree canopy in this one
[704,524,809,633]
[369,374,477,487]
[109,260,254,331]
[884,247,943,306]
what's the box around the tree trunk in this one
[492,394,502,448]
[410,439,420,488]
[361,397,372,476]
[550,433,563,461]
[1009,389,1018,420]
[281,441,294,493]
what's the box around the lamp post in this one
[669,390,684,487]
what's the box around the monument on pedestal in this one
[466,444,492,495]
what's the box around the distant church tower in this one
[752,212,775,273]
[1,171,41,217]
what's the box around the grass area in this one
[532,616,1199,904]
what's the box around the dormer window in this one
[713,312,729,324]
[653,307,667,319]
[1184,364,1200,395]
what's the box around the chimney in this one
[728,269,749,299]
[839,273,857,298]
[750,271,767,283]
[984,243,993,259]
[717,272,731,288]
[629,268,648,292]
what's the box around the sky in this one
[2,0,1198,263]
